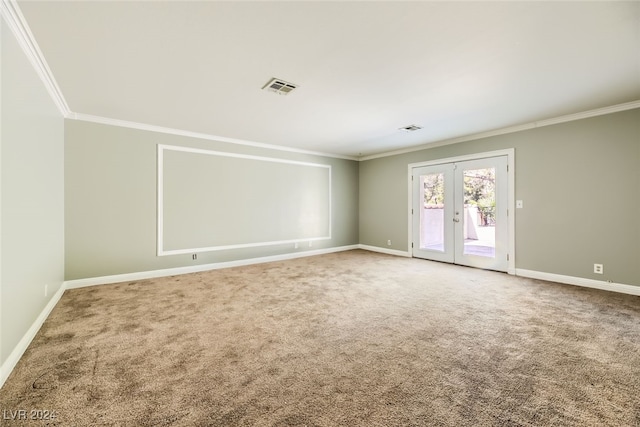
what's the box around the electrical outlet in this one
[192,254,197,260]
[387,240,392,246]
[294,242,298,249]
[594,264,603,274]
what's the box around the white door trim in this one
[407,149,515,274]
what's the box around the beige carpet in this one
[1,250,639,426]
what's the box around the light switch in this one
[516,200,523,209]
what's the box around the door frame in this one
[407,149,516,274]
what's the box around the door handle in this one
[453,218,460,222]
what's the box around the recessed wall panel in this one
[158,145,331,255]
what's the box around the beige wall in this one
[360,109,640,287]
[64,120,359,280]
[1,21,65,366]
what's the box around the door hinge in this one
[507,164,509,172]
[412,208,414,214]
[507,209,509,217]
[412,242,414,248]
[507,254,510,261]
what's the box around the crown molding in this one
[1,0,353,160]
[359,100,640,161]
[533,100,640,128]
[70,113,359,161]
[1,0,70,117]
[4,0,637,163]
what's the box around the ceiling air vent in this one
[262,78,298,95]
[399,124,423,132]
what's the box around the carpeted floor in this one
[1,250,639,426]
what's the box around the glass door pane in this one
[420,173,445,252]
[462,167,496,258]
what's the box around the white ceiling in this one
[16,1,640,158]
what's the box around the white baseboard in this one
[516,269,640,296]
[0,283,66,389]
[65,245,360,289]
[358,244,411,258]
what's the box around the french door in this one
[411,156,509,271]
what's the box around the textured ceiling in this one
[17,1,640,157]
